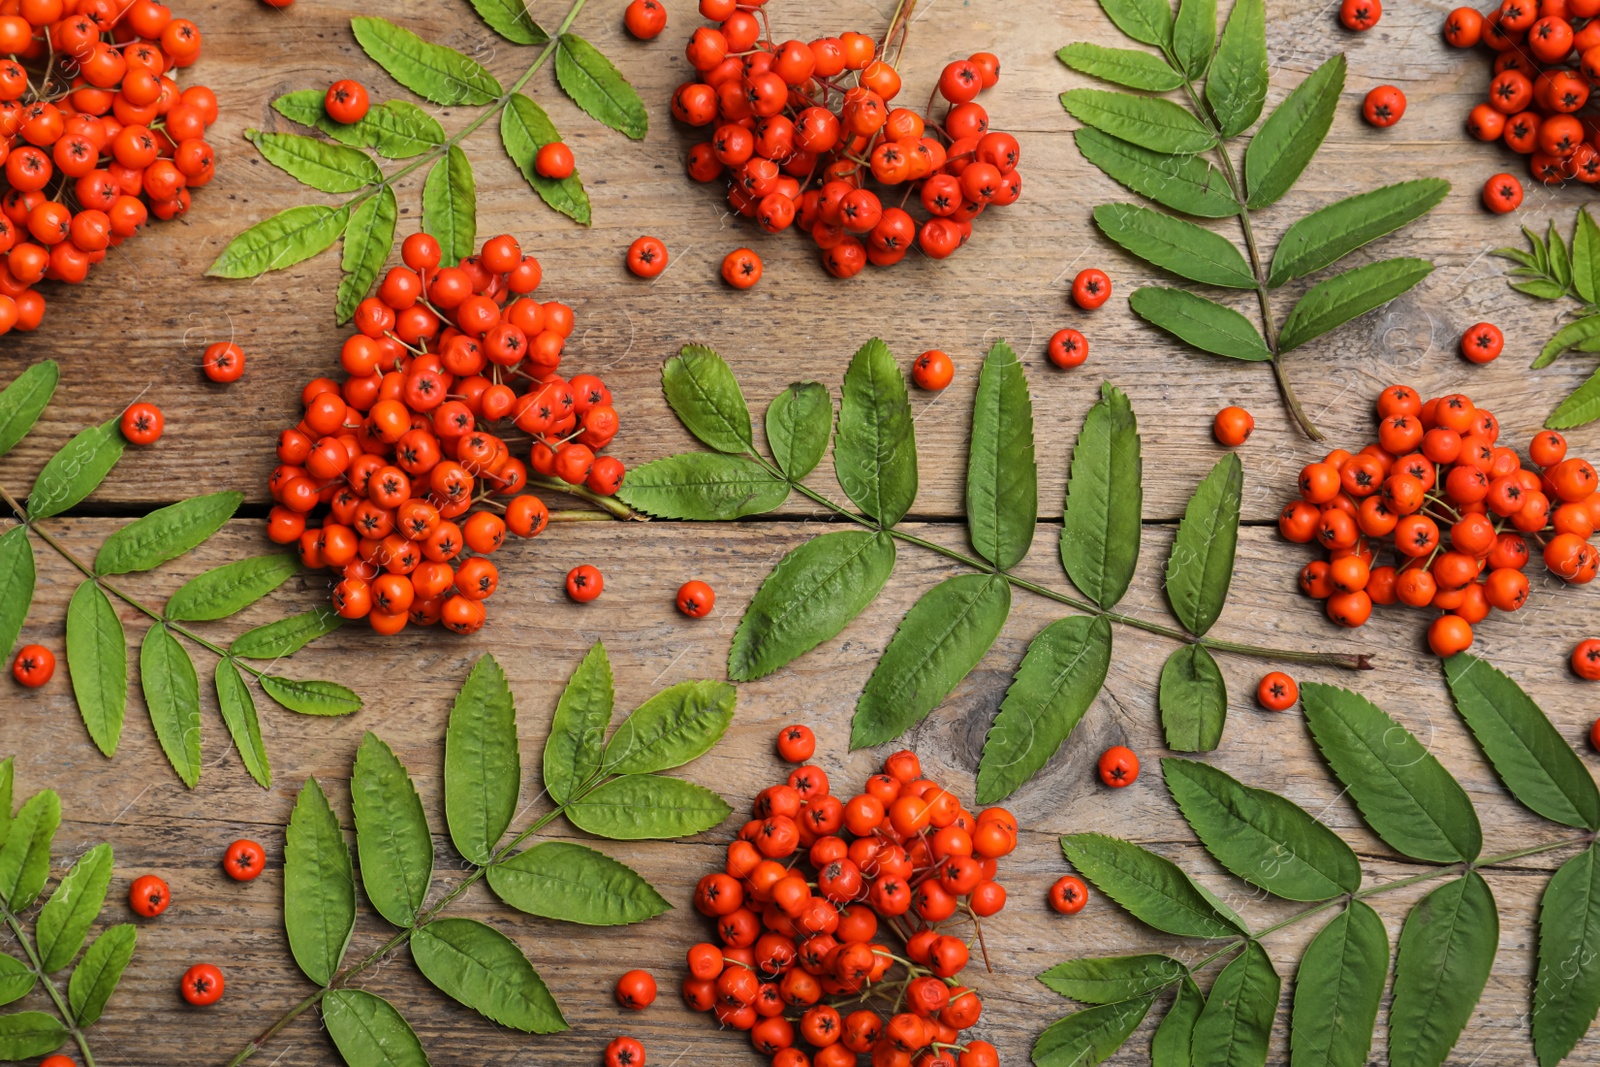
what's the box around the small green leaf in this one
[0,954,34,1007]
[1061,89,1215,154]
[214,659,270,789]
[1491,245,1537,269]
[555,33,647,140]
[1061,383,1142,610]
[337,186,398,324]
[1389,873,1498,1067]
[1278,258,1434,353]
[465,0,545,44]
[603,681,734,777]
[1574,209,1600,304]
[1534,314,1600,369]
[350,16,502,105]
[0,790,57,910]
[851,574,1011,749]
[445,655,520,866]
[141,625,201,789]
[1290,901,1389,1067]
[65,580,124,758]
[1245,54,1345,210]
[1513,278,1570,301]
[68,924,136,1026]
[487,841,670,926]
[284,777,356,987]
[765,382,832,480]
[0,360,58,459]
[95,491,241,576]
[565,774,731,840]
[412,918,566,1033]
[1097,0,1173,46]
[1525,223,1553,274]
[1204,0,1266,136]
[1165,453,1242,635]
[274,93,446,159]
[1548,368,1600,429]
[1269,180,1450,287]
[1038,954,1187,1004]
[1057,43,1182,91]
[36,842,112,972]
[28,418,124,520]
[1190,942,1279,1067]
[1129,287,1272,361]
[0,1013,68,1060]
[259,675,361,716]
[661,344,753,453]
[352,733,433,928]
[728,530,897,682]
[1153,977,1205,1066]
[1534,844,1600,1067]
[1172,0,1217,78]
[613,453,790,520]
[1159,643,1227,752]
[246,129,382,193]
[166,554,300,622]
[501,94,590,225]
[1093,202,1255,288]
[206,204,351,279]
[422,145,476,269]
[966,341,1037,570]
[1074,129,1237,218]
[835,338,918,526]
[0,526,33,663]
[230,609,342,659]
[322,989,429,1067]
[977,616,1112,804]
[543,642,613,806]
[1034,996,1157,1067]
[1551,220,1574,291]
[1061,833,1243,939]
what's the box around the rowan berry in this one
[722,247,762,288]
[1428,614,1474,657]
[627,235,668,278]
[180,963,224,1006]
[1097,745,1138,787]
[1341,0,1380,29]
[605,1036,645,1067]
[129,874,170,917]
[623,0,665,39]
[120,401,163,445]
[224,839,265,880]
[39,1057,74,1067]
[1048,874,1089,914]
[911,349,954,391]
[1213,406,1254,447]
[1574,639,1600,680]
[1071,268,1111,309]
[325,80,368,124]
[616,969,657,1010]
[1483,173,1524,213]
[566,564,603,602]
[1460,322,1503,363]
[675,579,715,619]
[1444,6,1484,45]
[535,141,575,180]
[1047,328,1087,368]
[1362,85,1406,127]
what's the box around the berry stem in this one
[526,473,646,520]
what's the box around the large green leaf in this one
[564,774,731,840]
[835,337,918,526]
[487,841,669,926]
[337,186,398,323]
[1153,977,1205,1066]
[1268,180,1450,287]
[977,616,1112,804]
[95,492,241,576]
[661,345,753,453]
[1204,0,1266,136]
[1290,901,1389,1067]
[1129,288,1272,361]
[1165,453,1242,635]
[1162,758,1359,900]
[1537,316,1600,369]
[352,733,433,928]
[422,145,476,269]
[1190,942,1279,1067]
[501,94,591,225]
[411,918,566,1033]
[0,526,32,661]
[1159,643,1227,752]
[0,790,58,910]
[1279,258,1434,353]
[1074,129,1237,218]
[273,92,445,159]
[1301,683,1481,863]
[1389,873,1498,1067]
[0,953,34,1007]
[1061,383,1142,609]
[1172,0,1218,78]
[465,0,545,44]
[259,675,361,716]
[28,418,124,520]
[1245,54,1345,209]
[1098,0,1173,47]
[36,842,112,972]
[140,625,202,789]
[1038,954,1187,1004]
[166,554,299,621]
[322,989,429,1067]
[284,777,356,987]
[0,1013,68,1060]
[1094,203,1255,288]
[966,341,1037,570]
[728,530,896,681]
[444,655,520,866]
[613,453,790,520]
[604,680,734,775]
[1534,845,1600,1067]
[67,923,135,1026]
[230,609,342,659]
[0,360,58,458]
[542,642,612,805]
[1061,89,1215,154]
[765,381,832,480]
[1548,368,1600,429]
[206,204,351,279]
[1061,833,1243,939]
[1034,996,1157,1067]
[851,574,1011,749]
[350,16,502,104]
[1058,43,1182,91]
[66,579,125,758]
[215,659,270,789]
[555,33,647,139]
[245,130,382,193]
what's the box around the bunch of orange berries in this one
[263,232,625,636]
[1280,384,1598,656]
[0,0,216,335]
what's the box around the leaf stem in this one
[0,899,97,1067]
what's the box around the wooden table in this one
[1,0,1597,1062]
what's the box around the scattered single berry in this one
[129,874,170,918]
[1048,874,1088,914]
[626,236,669,279]
[1341,0,1381,30]
[120,402,164,446]
[202,341,245,383]
[775,724,816,763]
[1483,173,1523,213]
[721,247,762,289]
[1071,268,1111,310]
[605,1036,645,1067]
[1574,639,1600,680]
[676,579,715,618]
[1362,85,1406,127]
[535,141,575,180]
[325,79,369,124]
[567,564,604,602]
[623,0,666,39]
[1047,328,1087,369]
[224,839,265,881]
[11,644,54,687]
[911,349,954,391]
[1213,406,1254,447]
[1097,745,1138,788]
[39,1057,76,1067]
[180,963,224,1006]
[1256,671,1299,711]
[615,969,657,1010]
[1460,322,1503,364]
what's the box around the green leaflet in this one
[141,626,201,788]
[1301,683,1482,863]
[486,841,669,926]
[68,924,135,1026]
[350,17,502,105]
[555,33,647,139]
[230,609,342,659]
[466,0,545,44]
[1060,833,1243,939]
[1165,453,1242,635]
[1245,54,1345,210]
[966,341,1037,570]
[1573,208,1600,304]
[0,360,58,458]
[661,345,754,452]
[28,418,124,520]
[1550,220,1574,291]
[564,774,731,840]
[322,989,430,1067]
[0,758,10,841]
[245,130,382,193]
[0,790,59,911]
[604,680,736,774]
[215,659,270,789]
[1154,977,1205,1066]
[205,204,351,279]
[1191,942,1278,1067]
[1389,873,1498,1067]
[0,525,33,663]
[765,381,832,480]
[613,453,790,520]
[1073,129,1237,218]
[95,491,241,575]
[1129,288,1272,361]
[273,93,446,159]
[1162,758,1359,901]
[1534,845,1600,1067]
[352,733,433,928]
[1548,367,1600,429]
[1172,0,1217,79]
[65,580,124,758]
[1534,314,1600,369]
[166,554,299,621]
[36,842,112,972]
[542,642,613,805]
[1268,180,1449,287]
[1038,954,1187,1003]
[411,918,566,1033]
[0,1013,68,1060]
[337,186,398,324]
[422,145,476,269]
[0,953,33,1006]
[444,655,520,866]
[728,530,897,682]
[1093,203,1255,288]
[834,337,918,526]
[1060,382,1142,609]
[1291,901,1387,1067]
[501,94,591,225]
[1513,278,1569,301]
[1061,89,1215,155]
[1159,643,1226,753]
[284,777,356,987]
[1204,0,1267,137]
[259,675,361,716]
[1278,258,1434,353]
[1443,653,1600,830]
[1097,0,1173,47]
[1057,43,1182,91]
[977,616,1112,804]
[851,574,1011,749]
[1034,995,1157,1067]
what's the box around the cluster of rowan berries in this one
[670,1,1020,280]
[263,232,625,636]
[1279,385,1599,656]
[681,728,1003,1067]
[1445,0,1600,193]
[0,0,214,335]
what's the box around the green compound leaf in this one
[1535,314,1600,370]
[28,418,124,520]
[0,360,58,459]
[555,33,647,140]
[95,491,241,576]
[1061,383,1141,610]
[352,732,433,928]
[1268,179,1449,287]
[1278,257,1434,354]
[661,344,753,453]
[1165,453,1242,636]
[259,675,361,716]
[834,337,918,526]
[205,204,351,279]
[966,341,1037,571]
[1057,43,1182,91]
[322,989,429,1067]
[487,841,669,926]
[465,0,545,44]
[0,527,34,665]
[613,453,790,520]
[337,186,398,324]
[1061,832,1243,939]
[1190,942,1279,1067]
[284,777,356,987]
[351,16,502,105]
[765,381,832,480]
[1129,287,1272,361]
[1093,202,1255,288]
[245,129,382,193]
[140,625,201,789]
[36,842,112,972]
[1534,844,1600,1067]
[230,609,342,659]
[1548,367,1600,430]
[1033,995,1157,1067]
[422,145,476,270]
[501,94,591,225]
[1389,873,1498,1067]
[542,642,613,806]
[1038,954,1187,1004]
[66,579,125,758]
[166,554,299,622]
[411,918,566,1033]
[1204,0,1267,137]
[0,790,59,910]
[1061,89,1215,154]
[1073,129,1236,218]
[274,93,446,159]
[1290,901,1388,1067]
[1159,643,1226,753]
[444,655,520,866]
[215,659,270,789]
[1245,53,1345,210]
[564,774,731,840]
[67,923,135,1027]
